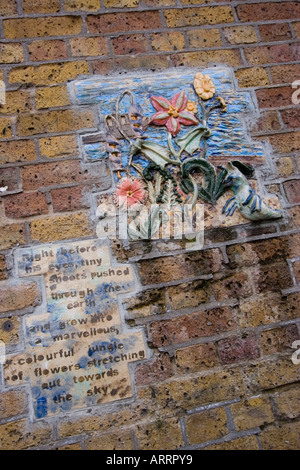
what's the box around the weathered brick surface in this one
[85,431,134,450]
[3,17,82,39]
[0,43,24,64]
[0,390,28,419]
[0,0,299,452]
[39,135,78,158]
[230,397,274,431]
[136,417,183,450]
[235,67,270,88]
[86,11,162,34]
[175,343,219,373]
[22,0,60,14]
[3,191,48,218]
[17,109,95,136]
[9,61,89,86]
[0,255,8,280]
[164,6,234,28]
[50,185,89,212]
[28,40,68,62]
[0,140,37,164]
[259,422,300,450]
[0,224,26,250]
[217,333,260,365]
[149,307,237,348]
[185,408,228,445]
[236,2,300,22]
[137,248,223,285]
[0,419,52,450]
[0,282,40,313]
[30,212,93,242]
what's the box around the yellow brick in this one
[0,90,31,114]
[9,61,89,86]
[0,316,21,344]
[0,282,40,314]
[0,419,52,450]
[171,49,241,67]
[0,390,27,419]
[22,0,60,13]
[138,368,246,410]
[273,388,300,419]
[35,85,70,109]
[0,0,18,15]
[58,443,82,450]
[149,32,185,52]
[136,417,183,450]
[204,435,259,450]
[70,37,108,57]
[181,0,212,3]
[17,109,95,136]
[164,6,234,28]
[235,67,270,88]
[63,0,101,10]
[186,408,228,445]
[30,212,93,242]
[239,292,300,327]
[0,43,24,64]
[0,223,26,250]
[260,422,300,450]
[85,431,134,450]
[143,0,176,4]
[292,22,300,38]
[231,397,274,431]
[223,26,258,44]
[39,135,78,158]
[187,28,222,48]
[0,140,37,164]
[0,118,12,138]
[3,17,82,39]
[175,343,218,373]
[58,404,158,439]
[244,357,300,392]
[276,157,295,178]
[103,0,138,7]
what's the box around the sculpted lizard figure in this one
[221,162,283,221]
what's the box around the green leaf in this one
[180,158,229,205]
[130,139,173,168]
[175,126,211,156]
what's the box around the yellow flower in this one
[186,100,198,114]
[193,73,216,100]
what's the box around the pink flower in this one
[149,90,199,136]
[114,178,147,208]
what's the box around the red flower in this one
[150,90,199,136]
[114,178,147,208]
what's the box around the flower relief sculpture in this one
[101,72,282,241]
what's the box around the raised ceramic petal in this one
[150,111,170,125]
[178,111,199,126]
[166,116,180,135]
[170,90,187,112]
[151,95,171,112]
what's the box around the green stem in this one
[167,133,182,162]
[189,175,199,208]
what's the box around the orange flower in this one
[114,178,147,208]
[186,100,198,114]
[193,73,216,100]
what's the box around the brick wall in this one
[0,0,299,450]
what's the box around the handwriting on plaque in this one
[4,240,146,419]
